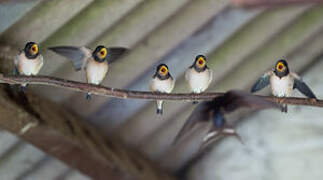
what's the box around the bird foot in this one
[20,85,28,93]
[281,105,288,113]
[310,98,317,103]
[86,93,92,100]
[192,101,199,104]
[156,109,163,115]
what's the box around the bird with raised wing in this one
[49,45,127,99]
[251,59,317,112]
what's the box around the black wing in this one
[251,73,270,93]
[173,90,279,145]
[48,46,91,71]
[172,101,213,145]
[106,47,128,64]
[220,90,280,113]
[294,78,316,99]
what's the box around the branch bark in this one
[0,74,322,107]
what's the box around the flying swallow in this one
[49,45,127,99]
[14,42,44,90]
[251,59,316,112]
[149,64,175,115]
[185,55,213,104]
[173,90,280,151]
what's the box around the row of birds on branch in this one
[13,42,318,150]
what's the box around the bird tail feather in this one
[156,100,163,115]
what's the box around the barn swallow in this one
[185,55,213,104]
[14,42,44,90]
[173,90,280,150]
[149,64,175,115]
[49,45,127,99]
[251,59,316,112]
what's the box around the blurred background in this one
[1,0,323,179]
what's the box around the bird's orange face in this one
[29,44,38,55]
[276,61,286,72]
[196,56,206,68]
[97,47,107,59]
[158,65,168,76]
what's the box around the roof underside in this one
[0,1,323,179]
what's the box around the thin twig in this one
[0,74,322,107]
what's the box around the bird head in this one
[24,42,39,59]
[274,59,289,78]
[155,64,170,80]
[193,55,207,72]
[93,45,108,63]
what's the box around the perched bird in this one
[14,42,44,90]
[49,45,127,99]
[185,55,213,104]
[173,90,280,151]
[149,64,175,115]
[251,59,316,112]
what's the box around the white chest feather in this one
[150,77,174,93]
[185,68,212,93]
[86,59,108,85]
[270,75,294,97]
[16,53,43,75]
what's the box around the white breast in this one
[16,53,43,75]
[270,75,294,97]
[185,68,212,93]
[150,77,175,93]
[86,59,108,85]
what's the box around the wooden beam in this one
[40,0,145,75]
[0,0,41,34]
[41,0,145,48]
[232,0,323,7]
[0,0,93,47]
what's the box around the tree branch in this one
[0,74,322,107]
